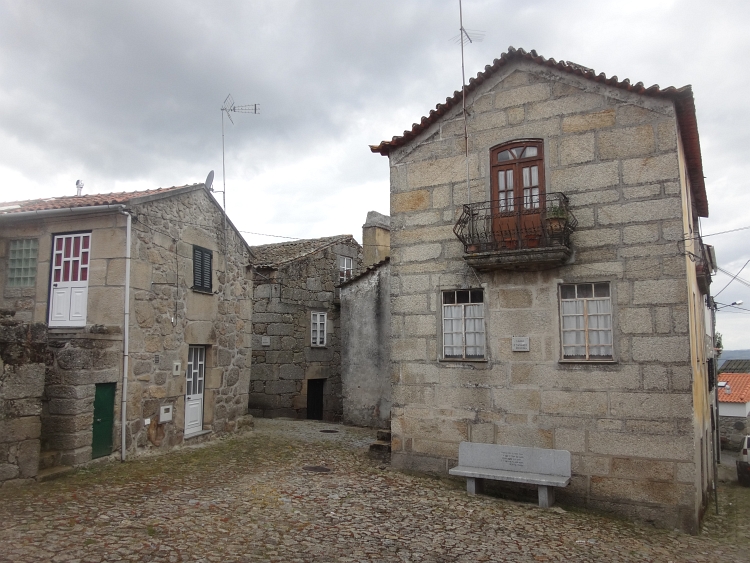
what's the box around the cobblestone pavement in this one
[0,419,748,563]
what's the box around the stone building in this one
[370,47,715,532]
[0,184,253,471]
[340,212,392,429]
[249,235,361,420]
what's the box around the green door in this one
[92,383,116,459]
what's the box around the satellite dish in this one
[205,170,214,191]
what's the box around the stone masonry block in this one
[407,154,478,190]
[559,133,595,166]
[392,338,427,362]
[572,228,621,248]
[616,105,668,126]
[526,93,603,121]
[609,392,692,419]
[541,391,607,416]
[400,363,440,385]
[643,365,669,390]
[622,154,679,185]
[588,431,692,460]
[403,315,436,337]
[392,295,429,315]
[622,184,662,200]
[657,121,678,151]
[554,428,586,453]
[562,109,615,133]
[618,308,653,334]
[494,424,553,448]
[632,336,689,362]
[623,224,659,244]
[598,125,655,160]
[434,387,492,410]
[0,417,41,442]
[469,422,495,443]
[400,243,442,263]
[549,162,619,193]
[392,190,430,213]
[0,364,45,400]
[493,83,550,109]
[632,279,687,305]
[494,288,532,308]
[91,227,127,259]
[400,275,430,294]
[654,307,671,333]
[610,457,676,481]
[492,388,540,413]
[597,198,682,225]
[590,477,693,506]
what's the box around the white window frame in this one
[311,311,327,347]
[339,256,353,284]
[559,282,614,361]
[7,238,39,287]
[442,289,486,360]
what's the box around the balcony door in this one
[490,140,545,249]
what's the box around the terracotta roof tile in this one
[0,185,189,215]
[370,46,708,218]
[250,235,357,268]
[717,373,750,404]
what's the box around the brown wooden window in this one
[489,140,546,249]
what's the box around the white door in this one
[185,346,205,435]
[49,233,91,327]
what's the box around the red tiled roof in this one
[0,185,189,215]
[717,373,750,404]
[370,46,708,218]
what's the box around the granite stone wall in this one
[719,415,749,451]
[250,241,361,420]
[0,313,46,485]
[384,60,712,532]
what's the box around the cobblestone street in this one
[0,419,748,563]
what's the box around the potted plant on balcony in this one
[545,204,567,235]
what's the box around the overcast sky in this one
[1,0,749,348]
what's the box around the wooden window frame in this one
[442,289,486,360]
[192,245,213,293]
[490,139,545,211]
[559,282,614,362]
[311,311,327,347]
[339,256,353,284]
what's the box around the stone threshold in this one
[184,430,212,440]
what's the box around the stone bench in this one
[449,442,571,508]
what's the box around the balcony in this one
[453,193,577,271]
[695,238,716,295]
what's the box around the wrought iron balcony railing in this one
[694,238,716,295]
[454,192,577,250]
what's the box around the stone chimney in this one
[362,211,390,268]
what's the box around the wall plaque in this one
[511,336,530,352]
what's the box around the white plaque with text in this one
[511,336,530,352]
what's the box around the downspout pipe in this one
[120,210,132,461]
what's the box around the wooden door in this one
[92,383,116,459]
[185,346,205,435]
[491,142,545,249]
[49,233,91,327]
[307,379,325,420]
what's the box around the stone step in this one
[376,430,391,442]
[368,440,391,462]
[36,466,74,482]
[38,450,60,470]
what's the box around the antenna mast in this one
[457,0,482,205]
[220,94,259,245]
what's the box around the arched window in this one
[490,140,545,211]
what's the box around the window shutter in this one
[193,246,212,292]
[193,247,202,288]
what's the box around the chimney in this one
[362,211,390,268]
[75,179,84,197]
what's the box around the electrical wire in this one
[714,259,750,298]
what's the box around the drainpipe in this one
[120,210,132,461]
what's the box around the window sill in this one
[439,358,488,363]
[191,288,213,295]
[558,359,617,365]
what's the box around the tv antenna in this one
[456,0,483,204]
[219,94,259,239]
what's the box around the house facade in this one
[0,184,253,477]
[249,235,361,421]
[716,372,750,450]
[371,47,714,532]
